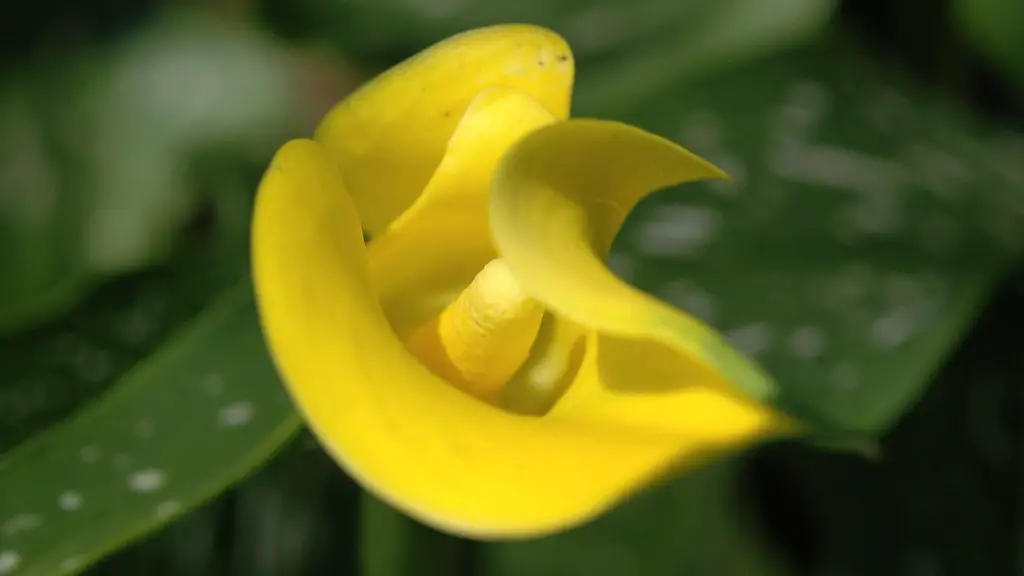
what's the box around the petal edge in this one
[490,119,778,402]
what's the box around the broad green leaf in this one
[0,178,250,454]
[86,433,363,576]
[483,459,792,576]
[0,141,291,573]
[227,435,360,576]
[0,85,88,334]
[0,10,305,333]
[294,0,835,73]
[0,284,298,576]
[356,460,789,576]
[360,495,475,576]
[575,0,837,112]
[578,34,1022,435]
[953,0,1024,97]
[50,9,302,276]
[756,270,1021,574]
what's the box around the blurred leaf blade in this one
[483,459,792,576]
[291,0,836,76]
[575,0,838,113]
[359,494,476,576]
[0,284,299,576]
[758,270,1022,575]
[587,33,1022,436]
[0,83,89,335]
[953,0,1024,98]
[59,9,304,276]
[0,8,309,336]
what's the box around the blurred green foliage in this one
[0,0,1020,574]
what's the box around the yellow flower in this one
[251,24,794,539]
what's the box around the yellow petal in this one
[251,138,779,539]
[490,120,789,425]
[316,24,574,235]
[551,334,789,439]
[368,87,556,333]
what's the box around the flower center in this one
[406,259,545,403]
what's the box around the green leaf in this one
[49,9,302,276]
[0,284,299,576]
[953,0,1024,97]
[0,9,305,333]
[359,494,475,576]
[226,436,361,576]
[0,184,250,454]
[87,433,364,576]
[483,459,792,576]
[0,84,89,334]
[755,270,1021,574]
[294,0,834,74]
[583,34,1022,436]
[575,0,837,112]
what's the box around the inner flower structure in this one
[406,259,549,406]
[250,23,792,540]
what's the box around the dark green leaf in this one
[49,9,302,276]
[0,84,89,334]
[583,34,1022,435]
[84,433,364,576]
[359,494,475,576]
[0,9,306,334]
[483,459,792,576]
[753,269,1021,574]
[294,0,835,76]
[953,0,1024,96]
[0,284,298,576]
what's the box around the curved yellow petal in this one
[316,24,574,235]
[490,120,784,414]
[368,87,557,333]
[551,334,793,439]
[251,138,777,539]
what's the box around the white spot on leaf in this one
[788,326,826,358]
[128,469,167,493]
[155,500,181,518]
[218,401,255,428]
[0,551,20,575]
[58,491,83,511]
[1,514,41,536]
[79,446,100,463]
[59,556,84,574]
[634,205,721,257]
[725,323,775,357]
[870,309,920,349]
